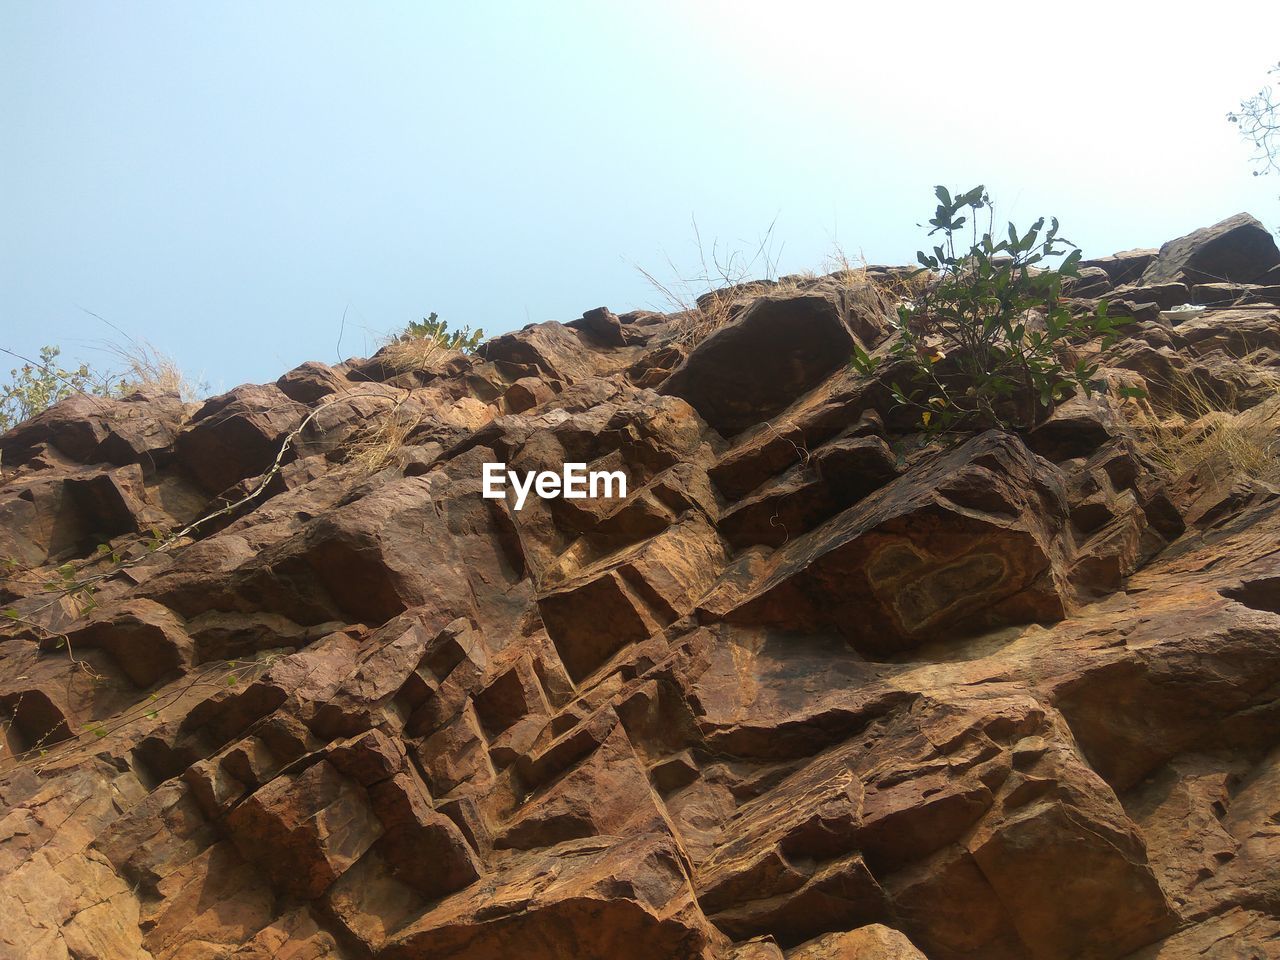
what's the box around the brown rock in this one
[231,907,349,959]
[381,834,724,960]
[717,431,1073,655]
[503,375,557,413]
[1190,281,1280,306]
[1081,247,1158,284]
[786,925,927,960]
[0,463,161,568]
[276,360,354,403]
[95,391,194,469]
[367,770,483,899]
[225,760,384,899]
[1123,908,1280,959]
[1110,281,1191,310]
[570,306,630,347]
[142,841,276,958]
[661,294,859,436]
[538,570,663,683]
[718,435,901,549]
[59,598,192,688]
[480,320,629,382]
[1,392,133,467]
[175,383,308,494]
[1061,265,1114,298]
[496,723,672,850]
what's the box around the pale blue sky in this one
[4,1,1279,392]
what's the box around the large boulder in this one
[1141,212,1280,286]
[0,390,190,469]
[380,834,725,960]
[174,384,308,494]
[660,294,859,436]
[478,320,633,382]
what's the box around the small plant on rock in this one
[381,312,485,373]
[852,186,1135,433]
[403,312,485,353]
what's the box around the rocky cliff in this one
[3,213,1280,960]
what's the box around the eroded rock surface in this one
[3,225,1280,959]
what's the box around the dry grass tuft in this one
[636,218,788,346]
[821,244,872,290]
[637,227,892,347]
[101,339,204,401]
[378,336,452,374]
[1130,369,1280,484]
[876,268,933,302]
[674,282,783,346]
[342,398,426,474]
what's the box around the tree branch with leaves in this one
[1229,62,1280,183]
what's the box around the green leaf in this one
[850,343,879,376]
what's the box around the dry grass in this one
[821,244,871,290]
[674,282,781,346]
[821,243,937,304]
[341,398,426,474]
[101,339,204,401]
[636,218,788,346]
[1130,369,1280,485]
[378,335,451,374]
[637,226,893,347]
[877,268,934,303]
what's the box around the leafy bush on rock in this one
[852,185,1134,433]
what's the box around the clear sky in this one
[4,1,1279,392]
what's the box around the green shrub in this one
[0,346,102,432]
[402,312,484,353]
[852,186,1133,433]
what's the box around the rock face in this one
[3,225,1280,959]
